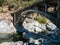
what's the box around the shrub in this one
[0,0,6,6]
[12,33,21,42]
[35,15,47,24]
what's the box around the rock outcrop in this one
[0,13,16,39]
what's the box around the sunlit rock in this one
[46,23,57,30]
[0,20,16,39]
[0,41,23,45]
[34,40,40,45]
[23,18,46,33]
[29,38,34,43]
[15,41,23,45]
[48,6,55,13]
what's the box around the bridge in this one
[12,0,60,28]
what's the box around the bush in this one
[0,0,6,6]
[0,0,40,10]
[35,15,47,24]
[12,33,21,42]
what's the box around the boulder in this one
[46,23,57,30]
[0,20,16,39]
[23,18,46,33]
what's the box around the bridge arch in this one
[15,9,58,28]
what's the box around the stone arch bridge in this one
[12,0,60,28]
[13,9,59,28]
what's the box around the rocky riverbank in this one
[16,13,60,45]
[0,13,60,45]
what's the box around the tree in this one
[0,0,6,6]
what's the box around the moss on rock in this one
[35,15,47,24]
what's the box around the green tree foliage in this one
[0,0,40,9]
[0,0,6,6]
[0,0,40,10]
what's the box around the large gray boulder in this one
[0,20,16,39]
[23,18,46,33]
